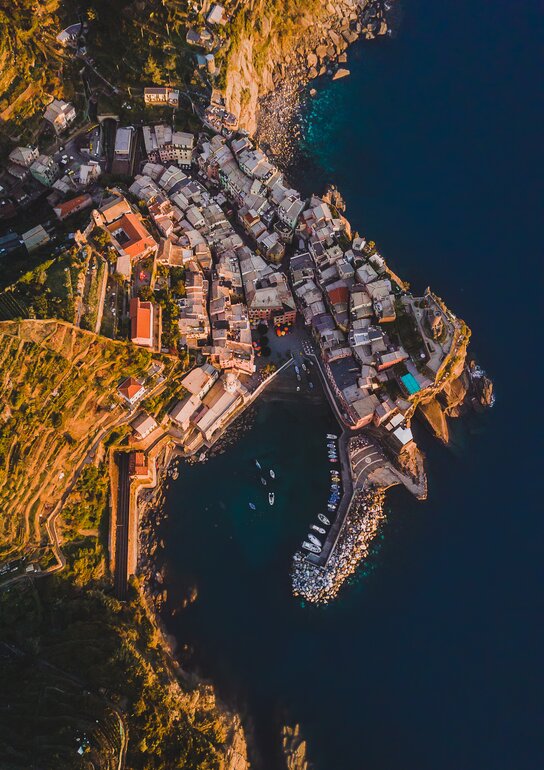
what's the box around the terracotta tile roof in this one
[327,285,350,306]
[53,193,92,220]
[129,451,149,477]
[129,297,153,343]
[107,212,156,259]
[118,376,144,400]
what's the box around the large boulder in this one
[315,44,328,61]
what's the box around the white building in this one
[44,99,76,133]
[9,146,39,168]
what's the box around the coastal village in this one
[0,1,491,607]
[0,3,499,769]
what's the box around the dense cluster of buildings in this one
[123,123,448,451]
[285,196,439,446]
[0,74,451,457]
[142,125,194,168]
[169,363,248,445]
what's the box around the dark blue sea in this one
[160,1,543,768]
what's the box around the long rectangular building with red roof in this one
[129,297,154,348]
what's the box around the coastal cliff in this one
[415,330,494,444]
[222,0,392,136]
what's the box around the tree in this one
[138,286,154,302]
[90,228,110,249]
[171,279,185,297]
[143,55,163,84]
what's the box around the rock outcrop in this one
[281,723,311,770]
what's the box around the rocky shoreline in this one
[136,441,252,770]
[225,0,398,151]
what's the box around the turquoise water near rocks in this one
[160,1,543,768]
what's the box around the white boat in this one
[311,524,326,535]
[255,460,261,470]
[269,492,275,505]
[249,502,256,510]
[318,513,331,525]
[308,533,322,547]
[302,541,320,554]
[269,469,275,479]
[261,477,267,485]
[327,433,338,440]
[294,365,300,375]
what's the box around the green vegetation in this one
[383,299,427,366]
[81,253,106,331]
[62,465,109,534]
[0,0,64,148]
[224,0,326,78]
[0,247,86,323]
[0,574,240,769]
[0,437,237,768]
[140,264,186,352]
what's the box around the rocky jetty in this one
[292,487,386,604]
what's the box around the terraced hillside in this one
[0,0,66,140]
[0,320,165,561]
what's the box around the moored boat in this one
[261,477,267,485]
[249,502,256,510]
[255,459,261,470]
[311,524,326,535]
[269,469,275,479]
[269,492,275,505]
[308,533,322,547]
[302,541,320,554]
[327,433,338,440]
[318,513,331,525]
